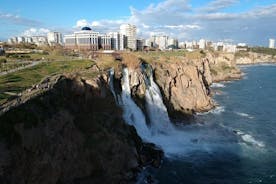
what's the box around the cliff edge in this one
[0,73,162,184]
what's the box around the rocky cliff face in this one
[0,51,245,183]
[152,59,214,116]
[236,52,276,65]
[206,52,242,82]
[0,74,162,184]
[120,56,215,118]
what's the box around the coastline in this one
[0,51,274,183]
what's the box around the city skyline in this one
[1,0,276,46]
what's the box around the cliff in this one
[206,52,242,82]
[0,73,162,184]
[235,52,276,65]
[119,54,215,117]
[0,51,244,183]
[152,59,214,116]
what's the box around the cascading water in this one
[108,68,119,104]
[119,68,151,140]
[143,65,174,134]
[109,66,243,157]
[109,65,275,184]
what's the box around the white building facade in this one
[108,32,125,50]
[269,38,275,49]
[47,32,62,46]
[198,39,206,49]
[64,27,99,51]
[120,24,137,50]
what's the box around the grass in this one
[235,51,250,59]
[95,55,120,71]
[0,61,32,72]
[210,61,235,76]
[121,53,141,69]
[5,53,77,62]
[0,60,93,105]
[135,50,206,64]
[250,47,276,56]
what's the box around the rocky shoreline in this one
[0,51,243,183]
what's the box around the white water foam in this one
[120,68,151,140]
[145,69,174,134]
[235,130,265,148]
[110,67,264,158]
[197,106,225,115]
[211,83,225,88]
[235,112,254,119]
[118,68,239,157]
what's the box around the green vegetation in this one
[0,60,32,72]
[0,60,93,105]
[210,62,235,76]
[250,47,276,56]
[5,52,76,62]
[135,50,206,64]
[0,58,7,64]
[95,54,120,71]
[235,51,250,58]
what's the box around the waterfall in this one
[144,66,174,134]
[108,68,118,104]
[119,68,151,140]
[109,66,238,157]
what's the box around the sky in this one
[0,0,276,46]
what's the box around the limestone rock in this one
[152,61,214,116]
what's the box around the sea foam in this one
[211,83,225,88]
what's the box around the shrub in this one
[0,58,7,64]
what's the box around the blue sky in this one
[1,0,276,45]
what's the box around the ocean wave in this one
[235,112,254,119]
[197,106,225,115]
[234,130,265,148]
[211,83,225,88]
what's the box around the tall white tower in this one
[269,38,275,49]
[47,32,62,46]
[120,24,137,51]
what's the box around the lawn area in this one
[134,50,206,64]
[0,60,32,72]
[0,60,93,105]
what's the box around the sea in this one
[138,64,276,184]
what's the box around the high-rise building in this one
[108,32,125,50]
[25,37,33,43]
[151,35,168,50]
[31,36,48,46]
[120,24,137,50]
[47,32,62,46]
[136,39,144,51]
[269,38,275,49]
[198,39,206,49]
[17,37,25,43]
[168,38,178,49]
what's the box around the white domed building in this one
[64,27,111,51]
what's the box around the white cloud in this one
[71,0,276,45]
[22,28,50,36]
[0,12,41,26]
[75,19,90,28]
[164,24,202,30]
[199,0,239,13]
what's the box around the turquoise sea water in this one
[142,65,276,184]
